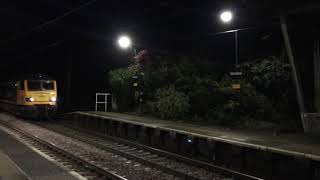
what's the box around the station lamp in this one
[118,36,131,49]
[220,10,233,23]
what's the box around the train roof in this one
[14,74,55,81]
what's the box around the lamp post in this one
[217,10,245,90]
[117,35,141,113]
[217,11,254,68]
[219,10,239,69]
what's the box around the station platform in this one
[77,111,320,159]
[0,123,80,180]
[66,111,320,179]
[0,151,30,180]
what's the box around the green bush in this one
[187,78,221,116]
[109,65,140,111]
[143,100,157,114]
[239,57,295,124]
[108,55,297,129]
[206,80,273,126]
[154,86,190,119]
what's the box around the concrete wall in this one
[61,113,320,180]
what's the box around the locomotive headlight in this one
[26,97,34,102]
[50,97,57,102]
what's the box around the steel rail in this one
[0,119,127,180]
[45,120,264,180]
[36,122,208,180]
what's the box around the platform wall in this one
[61,112,320,180]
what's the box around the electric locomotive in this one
[0,74,58,118]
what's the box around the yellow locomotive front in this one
[16,77,58,118]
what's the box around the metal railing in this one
[95,93,111,112]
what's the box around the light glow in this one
[118,36,131,49]
[220,11,233,23]
[50,97,57,102]
[29,97,35,102]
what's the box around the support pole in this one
[235,30,238,68]
[66,45,72,112]
[280,15,307,132]
[314,39,320,112]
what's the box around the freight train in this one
[0,74,58,118]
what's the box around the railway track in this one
[36,120,264,180]
[0,119,127,180]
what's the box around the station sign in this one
[230,72,243,76]
[232,84,241,90]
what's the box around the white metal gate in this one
[95,93,111,112]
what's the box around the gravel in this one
[0,113,233,180]
[44,123,228,180]
[0,113,175,180]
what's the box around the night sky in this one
[0,1,319,111]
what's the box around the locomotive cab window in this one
[27,80,54,91]
[43,81,54,90]
[27,81,41,91]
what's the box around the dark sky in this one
[0,1,319,110]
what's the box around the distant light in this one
[118,36,131,49]
[187,139,192,143]
[220,11,233,23]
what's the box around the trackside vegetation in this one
[109,54,299,130]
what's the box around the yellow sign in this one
[232,84,241,90]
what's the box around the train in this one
[0,74,58,118]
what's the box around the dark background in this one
[0,1,319,112]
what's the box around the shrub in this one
[143,100,157,114]
[187,78,221,116]
[206,80,273,125]
[154,86,190,119]
[109,65,140,111]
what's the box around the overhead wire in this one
[2,0,98,47]
[30,0,98,32]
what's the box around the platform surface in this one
[79,111,320,160]
[0,151,30,180]
[0,119,80,180]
